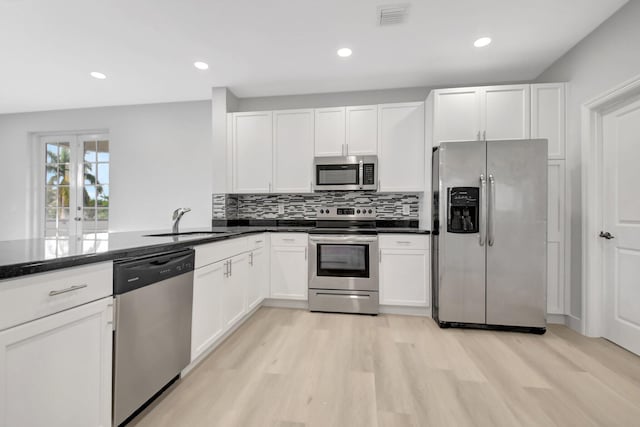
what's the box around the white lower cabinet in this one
[270,235,308,300]
[191,260,225,361]
[379,235,430,307]
[222,253,249,329]
[0,297,113,427]
[248,246,268,310]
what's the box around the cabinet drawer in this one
[379,234,429,250]
[195,237,249,269]
[0,262,113,331]
[249,234,267,249]
[271,233,307,247]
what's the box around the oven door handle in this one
[309,236,378,243]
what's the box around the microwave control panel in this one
[363,164,375,185]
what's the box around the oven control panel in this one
[316,206,376,219]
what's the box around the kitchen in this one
[1,0,640,426]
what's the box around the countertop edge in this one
[0,227,430,280]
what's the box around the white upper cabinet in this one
[314,107,345,156]
[432,84,531,145]
[272,109,314,193]
[433,87,482,144]
[232,111,273,193]
[345,105,378,155]
[483,84,530,140]
[531,83,566,159]
[378,102,425,192]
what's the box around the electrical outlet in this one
[402,204,410,216]
[278,203,285,215]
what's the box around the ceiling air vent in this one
[377,4,409,26]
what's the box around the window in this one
[42,133,110,237]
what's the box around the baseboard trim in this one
[547,314,567,325]
[567,314,583,334]
[262,298,309,310]
[380,305,431,317]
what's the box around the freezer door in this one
[437,140,487,324]
[486,139,547,327]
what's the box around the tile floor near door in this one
[131,308,640,427]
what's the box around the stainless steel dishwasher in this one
[112,249,195,426]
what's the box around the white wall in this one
[535,0,640,319]
[0,101,212,240]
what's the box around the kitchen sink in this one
[144,231,227,237]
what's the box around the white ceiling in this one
[0,0,627,113]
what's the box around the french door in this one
[602,97,640,355]
[42,133,109,238]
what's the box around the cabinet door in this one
[191,261,224,361]
[346,105,378,155]
[483,85,530,140]
[232,111,273,193]
[248,247,268,310]
[378,102,425,192]
[547,160,566,314]
[222,254,249,330]
[531,83,565,159]
[380,249,429,307]
[273,109,314,193]
[314,107,345,156]
[0,297,112,427]
[270,245,307,300]
[433,87,482,144]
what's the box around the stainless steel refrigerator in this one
[431,139,547,333]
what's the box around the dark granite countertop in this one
[0,222,429,280]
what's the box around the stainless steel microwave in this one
[313,155,378,191]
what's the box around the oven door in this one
[308,235,379,291]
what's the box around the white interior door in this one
[602,97,640,355]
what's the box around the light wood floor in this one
[131,307,640,427]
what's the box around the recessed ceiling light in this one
[90,71,106,80]
[474,37,492,48]
[337,48,352,58]
[194,61,209,70]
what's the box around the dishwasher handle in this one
[114,249,195,295]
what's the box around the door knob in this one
[599,231,615,240]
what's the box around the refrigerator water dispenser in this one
[447,187,479,233]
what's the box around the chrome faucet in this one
[172,208,191,234]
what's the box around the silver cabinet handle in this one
[304,247,307,260]
[230,259,233,276]
[49,284,87,296]
[477,131,481,141]
[396,241,412,244]
[249,252,254,266]
[483,130,486,140]
[255,240,263,244]
[268,182,272,193]
[488,174,495,246]
[379,249,382,263]
[283,238,295,242]
[342,144,345,155]
[479,174,486,246]
[224,260,228,277]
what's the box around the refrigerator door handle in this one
[488,174,495,246]
[479,174,486,246]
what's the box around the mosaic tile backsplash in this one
[212,192,420,220]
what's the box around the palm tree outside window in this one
[42,134,109,238]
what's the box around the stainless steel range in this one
[308,207,379,315]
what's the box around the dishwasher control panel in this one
[113,249,195,294]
